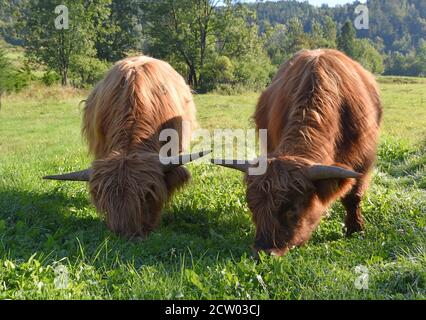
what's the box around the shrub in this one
[201,51,275,93]
[0,46,31,108]
[201,55,235,92]
[354,39,385,74]
[42,71,60,86]
[70,55,110,87]
[233,52,275,91]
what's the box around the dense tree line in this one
[0,0,424,93]
[253,0,426,77]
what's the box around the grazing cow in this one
[216,49,382,256]
[45,56,209,238]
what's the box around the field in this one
[0,79,425,300]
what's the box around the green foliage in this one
[141,0,219,88]
[354,39,385,74]
[95,0,143,62]
[12,65,32,90]
[284,17,311,56]
[323,16,337,48]
[232,51,274,92]
[264,23,288,65]
[409,39,426,77]
[201,55,235,92]
[309,20,329,49]
[0,44,29,107]
[2,0,425,91]
[263,16,383,75]
[264,17,324,66]
[0,0,23,43]
[385,41,426,77]
[252,0,426,77]
[142,0,273,92]
[69,55,110,87]
[42,71,60,86]
[0,46,14,93]
[201,49,274,93]
[338,21,357,58]
[18,0,112,86]
[254,0,425,55]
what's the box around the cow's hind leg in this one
[341,176,370,236]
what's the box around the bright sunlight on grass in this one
[0,79,425,299]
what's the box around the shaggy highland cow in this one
[45,56,209,238]
[216,49,382,256]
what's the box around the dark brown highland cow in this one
[45,56,209,238]
[217,49,382,256]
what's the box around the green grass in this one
[0,80,425,300]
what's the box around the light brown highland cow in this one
[45,56,209,238]
[216,49,383,256]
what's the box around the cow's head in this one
[44,150,210,238]
[214,156,360,256]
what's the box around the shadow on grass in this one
[0,188,254,267]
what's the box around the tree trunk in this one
[59,31,68,86]
[187,65,198,88]
[61,69,68,86]
[199,28,207,87]
[191,67,198,88]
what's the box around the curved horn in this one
[44,150,212,180]
[160,150,212,172]
[306,165,362,181]
[211,160,255,173]
[43,168,93,182]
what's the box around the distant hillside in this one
[250,0,426,54]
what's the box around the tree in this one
[413,39,426,76]
[309,20,329,48]
[354,39,384,74]
[141,0,222,88]
[285,17,310,55]
[249,0,426,75]
[201,55,234,91]
[19,0,111,86]
[264,23,288,65]
[96,0,143,62]
[338,21,356,58]
[199,3,272,92]
[0,0,24,44]
[141,0,272,91]
[323,16,337,48]
[385,51,415,76]
[70,55,110,87]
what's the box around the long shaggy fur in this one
[247,49,382,254]
[82,56,197,238]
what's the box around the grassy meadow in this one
[0,79,425,299]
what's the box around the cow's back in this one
[82,56,197,160]
[255,49,382,170]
